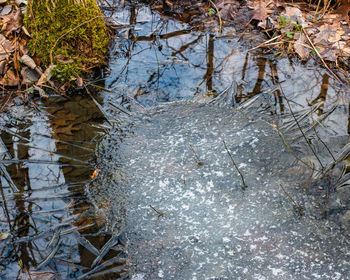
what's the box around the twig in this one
[268,122,320,172]
[187,134,204,165]
[49,16,103,65]
[208,0,223,33]
[310,109,336,161]
[302,28,344,85]
[279,184,303,216]
[278,85,324,169]
[149,205,165,218]
[108,102,132,116]
[313,0,322,23]
[247,35,281,52]
[223,140,247,190]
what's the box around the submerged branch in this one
[279,184,303,216]
[223,140,247,190]
[187,134,204,166]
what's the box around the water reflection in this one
[1,0,350,278]
[105,1,350,149]
[0,93,126,279]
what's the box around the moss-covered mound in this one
[24,0,109,82]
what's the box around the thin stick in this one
[279,184,303,216]
[208,0,223,33]
[223,140,247,190]
[49,16,103,65]
[310,110,336,161]
[268,122,320,172]
[302,28,344,85]
[149,205,165,217]
[278,85,324,169]
[247,35,281,52]
[187,134,204,165]
[108,102,132,116]
[313,0,322,23]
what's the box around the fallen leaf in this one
[0,69,19,86]
[21,26,31,37]
[0,7,22,37]
[0,5,12,15]
[0,60,6,75]
[21,67,39,84]
[314,23,344,45]
[250,0,272,21]
[91,169,100,179]
[33,85,48,98]
[216,0,240,21]
[294,32,309,60]
[21,54,36,69]
[0,34,14,62]
[0,233,9,240]
[319,47,339,62]
[55,54,74,64]
[0,6,22,36]
[284,7,304,24]
[37,65,54,86]
[76,76,83,87]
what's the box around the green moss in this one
[24,0,109,81]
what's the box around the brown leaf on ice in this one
[0,6,22,36]
[0,34,14,61]
[294,32,309,60]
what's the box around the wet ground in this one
[1,1,350,279]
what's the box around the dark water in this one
[1,1,350,279]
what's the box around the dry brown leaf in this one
[37,65,54,86]
[21,54,36,69]
[319,47,339,62]
[33,85,48,98]
[284,7,303,23]
[216,0,240,21]
[55,54,74,64]
[0,34,14,61]
[0,60,6,75]
[0,5,12,15]
[0,6,22,36]
[294,33,309,60]
[21,67,39,84]
[314,23,344,45]
[76,76,83,87]
[250,0,272,21]
[21,26,31,37]
[0,69,19,86]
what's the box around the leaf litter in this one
[216,0,350,67]
[1,0,350,95]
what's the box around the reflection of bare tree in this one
[204,34,214,92]
[310,74,329,116]
[0,125,35,270]
[268,60,284,114]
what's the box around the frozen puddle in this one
[92,102,350,279]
